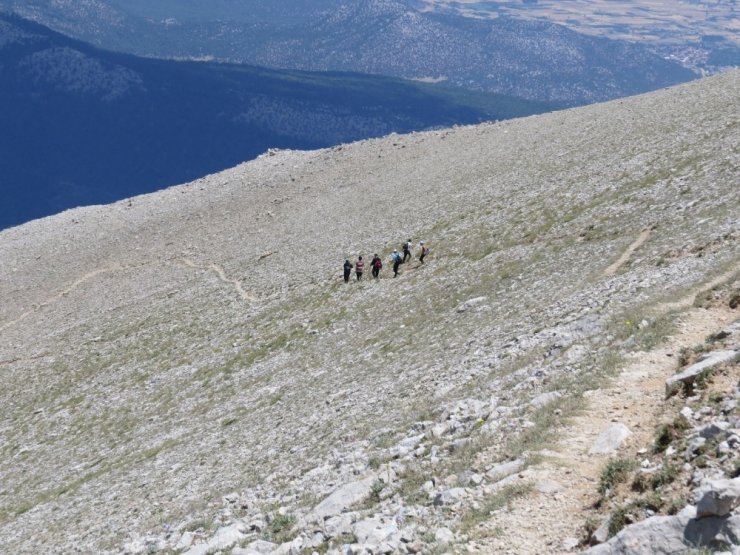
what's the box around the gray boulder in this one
[582,514,688,554]
[696,478,740,517]
[393,434,425,457]
[182,522,246,555]
[308,474,376,522]
[589,424,631,455]
[590,517,610,545]
[237,539,278,554]
[698,421,731,440]
[665,350,738,398]
[684,513,740,550]
[486,459,524,481]
[270,537,303,555]
[535,480,564,495]
[530,391,562,408]
[434,527,455,545]
[441,398,490,424]
[581,507,740,554]
[352,517,399,546]
[432,487,467,507]
[323,513,355,539]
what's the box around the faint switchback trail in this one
[180,259,256,302]
[0,267,119,333]
[602,228,652,277]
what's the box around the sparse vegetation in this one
[653,415,691,453]
[632,464,678,492]
[609,309,678,351]
[599,458,637,497]
[265,513,296,545]
[397,465,430,505]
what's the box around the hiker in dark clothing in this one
[419,241,429,264]
[355,256,365,280]
[343,259,353,283]
[402,239,412,263]
[371,254,382,278]
[391,249,402,277]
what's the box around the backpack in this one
[423,246,430,255]
[374,258,382,269]
[392,252,401,262]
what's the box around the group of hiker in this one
[343,239,430,282]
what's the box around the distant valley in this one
[0,0,697,105]
[413,0,740,75]
[0,13,551,230]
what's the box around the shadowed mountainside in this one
[0,71,738,554]
[0,12,550,230]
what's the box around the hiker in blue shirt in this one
[391,249,402,277]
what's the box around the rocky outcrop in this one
[696,478,740,518]
[583,320,740,554]
[589,424,632,455]
[308,475,378,523]
[665,349,738,398]
[584,507,740,555]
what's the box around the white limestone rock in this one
[434,527,455,545]
[183,522,246,555]
[352,517,399,546]
[486,459,524,481]
[581,508,740,554]
[665,350,738,398]
[308,474,377,523]
[242,539,279,554]
[530,391,562,407]
[589,424,631,455]
[432,487,467,507]
[696,478,740,517]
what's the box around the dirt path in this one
[0,266,119,332]
[1,256,257,334]
[473,276,739,554]
[602,229,652,277]
[180,258,255,301]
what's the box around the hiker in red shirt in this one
[355,256,365,280]
[370,254,382,278]
[419,241,430,264]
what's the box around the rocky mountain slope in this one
[0,71,738,554]
[0,0,696,106]
[0,12,549,231]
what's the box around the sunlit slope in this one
[0,70,738,553]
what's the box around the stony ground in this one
[477,284,739,554]
[0,70,738,554]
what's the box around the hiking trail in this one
[602,228,652,277]
[476,268,739,554]
[0,266,119,333]
[180,258,255,302]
